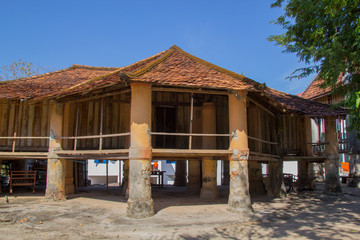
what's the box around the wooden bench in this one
[10,171,36,194]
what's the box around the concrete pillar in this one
[349,154,360,187]
[0,160,2,193]
[127,82,154,218]
[248,161,266,195]
[65,160,74,195]
[174,160,187,186]
[63,103,74,195]
[200,157,219,198]
[324,116,342,194]
[297,160,311,191]
[45,102,66,200]
[222,160,230,185]
[122,160,129,198]
[187,160,201,195]
[228,91,253,213]
[200,102,218,198]
[267,160,286,197]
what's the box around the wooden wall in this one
[152,91,229,150]
[279,115,304,155]
[70,94,131,150]
[247,102,278,155]
[0,100,50,150]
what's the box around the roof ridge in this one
[170,45,262,88]
[126,44,262,89]
[128,47,176,78]
[0,66,74,84]
[301,75,321,98]
[46,49,170,99]
[0,64,119,85]
[70,64,120,71]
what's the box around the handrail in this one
[247,136,279,145]
[58,132,131,140]
[57,132,131,151]
[151,132,232,137]
[0,136,49,139]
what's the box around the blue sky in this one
[0,0,315,94]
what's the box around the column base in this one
[200,187,219,199]
[227,195,253,214]
[127,198,154,218]
[187,184,201,195]
[324,181,342,195]
[45,190,66,201]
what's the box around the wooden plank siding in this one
[247,102,278,155]
[0,100,50,151]
[70,94,131,150]
[151,91,229,150]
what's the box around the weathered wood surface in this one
[0,100,50,150]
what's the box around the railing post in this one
[73,102,79,151]
[99,98,104,151]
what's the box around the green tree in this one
[269,0,360,133]
[0,59,39,81]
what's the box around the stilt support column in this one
[45,102,66,201]
[324,116,342,194]
[200,102,219,198]
[228,91,253,213]
[187,160,201,195]
[127,83,154,218]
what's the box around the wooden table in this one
[151,171,166,187]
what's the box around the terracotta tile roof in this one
[133,46,258,91]
[0,45,346,117]
[0,65,119,99]
[265,87,347,117]
[301,73,344,99]
[301,77,332,99]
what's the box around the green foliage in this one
[269,0,360,132]
[0,59,39,81]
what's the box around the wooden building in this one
[0,45,347,217]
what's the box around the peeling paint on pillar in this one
[127,122,154,218]
[228,92,253,214]
[45,102,66,201]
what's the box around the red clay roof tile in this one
[0,45,347,117]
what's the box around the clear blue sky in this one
[0,0,315,95]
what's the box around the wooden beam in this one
[153,87,228,95]
[248,96,275,117]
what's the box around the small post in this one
[99,99,104,151]
[106,159,109,191]
[74,162,78,193]
[12,101,21,152]
[74,103,80,151]
[189,93,194,149]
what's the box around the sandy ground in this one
[0,184,360,240]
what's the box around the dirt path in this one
[1,184,360,239]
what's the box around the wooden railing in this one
[151,132,232,150]
[0,136,49,152]
[58,132,131,151]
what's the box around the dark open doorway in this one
[155,106,176,148]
